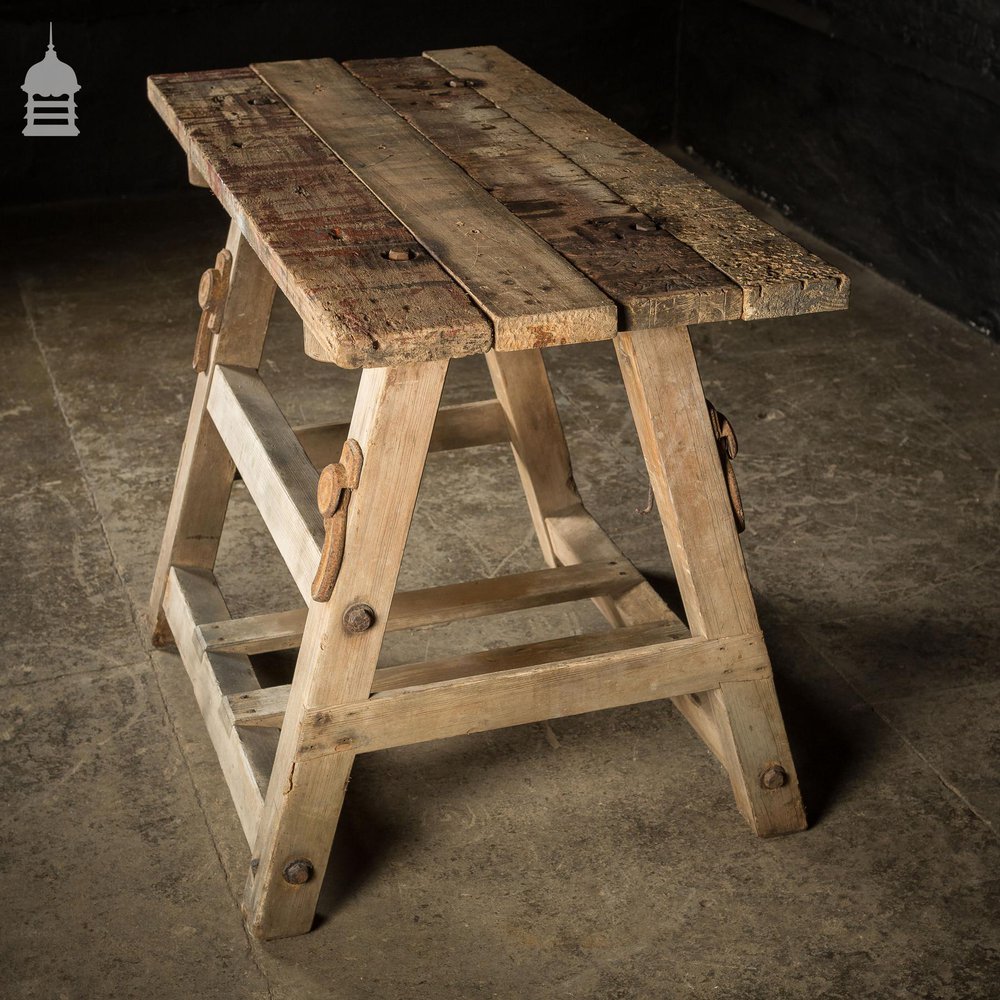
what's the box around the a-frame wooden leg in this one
[242,358,449,940]
[149,221,277,644]
[615,325,806,837]
[486,348,582,565]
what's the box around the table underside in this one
[148,46,849,368]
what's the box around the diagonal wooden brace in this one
[311,439,363,602]
[192,249,233,373]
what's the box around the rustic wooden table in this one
[146,47,849,940]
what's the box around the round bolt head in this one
[283,859,314,885]
[198,268,219,310]
[761,764,788,790]
[343,603,376,634]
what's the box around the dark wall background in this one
[0,1,677,203]
[675,0,1000,338]
[2,0,998,338]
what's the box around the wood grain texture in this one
[148,222,276,644]
[230,619,696,728]
[201,559,641,657]
[295,632,769,758]
[345,56,742,329]
[162,567,278,844]
[486,348,582,565]
[206,366,323,603]
[294,397,508,469]
[148,69,492,368]
[244,359,448,940]
[425,46,849,320]
[615,325,806,835]
[251,59,618,351]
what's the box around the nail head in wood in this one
[761,764,788,790]
[282,859,314,885]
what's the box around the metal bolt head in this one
[761,764,788,790]
[283,859,314,885]
[343,603,376,634]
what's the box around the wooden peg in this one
[192,249,233,373]
[707,400,745,533]
[312,439,364,602]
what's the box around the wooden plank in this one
[615,327,758,638]
[484,346,724,760]
[148,222,276,644]
[294,398,508,469]
[545,508,722,761]
[244,359,448,940]
[251,58,618,351]
[162,567,278,844]
[201,559,642,656]
[294,632,769,758]
[231,620,689,727]
[148,69,492,368]
[346,56,742,329]
[486,348,582,565]
[206,365,322,603]
[425,46,850,320]
[614,325,806,835]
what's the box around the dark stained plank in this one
[250,58,618,351]
[425,46,850,320]
[345,56,743,329]
[147,68,493,368]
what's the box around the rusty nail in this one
[386,248,415,261]
[761,765,788,790]
[283,859,314,885]
[343,603,376,634]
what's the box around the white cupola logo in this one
[22,23,80,137]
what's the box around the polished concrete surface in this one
[1,180,998,998]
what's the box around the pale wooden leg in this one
[148,221,277,643]
[615,326,806,836]
[486,348,581,565]
[243,359,449,940]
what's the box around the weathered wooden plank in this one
[293,632,768,758]
[162,567,277,844]
[346,56,742,329]
[425,46,849,320]
[206,365,322,603]
[230,619,688,727]
[244,359,449,940]
[615,325,806,835]
[294,398,508,469]
[148,222,276,645]
[201,559,642,656]
[544,508,722,760]
[148,69,493,368]
[251,58,618,351]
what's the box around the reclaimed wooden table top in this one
[148,46,849,369]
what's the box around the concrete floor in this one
[1,178,998,999]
